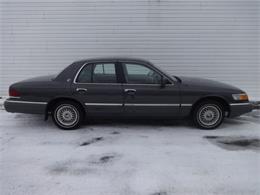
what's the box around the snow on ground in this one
[0,110,259,195]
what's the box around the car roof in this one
[73,57,152,65]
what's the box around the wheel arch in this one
[44,97,85,120]
[190,95,230,117]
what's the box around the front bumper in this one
[4,99,47,114]
[251,101,260,110]
[229,101,259,118]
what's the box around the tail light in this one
[9,88,20,97]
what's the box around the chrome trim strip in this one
[76,82,121,85]
[5,100,47,105]
[85,103,122,106]
[8,96,21,99]
[75,81,174,86]
[181,104,193,106]
[123,83,173,86]
[84,103,180,106]
[124,103,180,106]
[230,103,251,106]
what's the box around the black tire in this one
[192,100,224,130]
[52,100,84,130]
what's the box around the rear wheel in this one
[52,101,84,130]
[192,100,224,130]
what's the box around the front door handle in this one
[76,88,88,94]
[124,89,136,95]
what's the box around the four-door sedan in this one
[4,58,253,130]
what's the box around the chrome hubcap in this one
[198,105,221,127]
[56,105,79,127]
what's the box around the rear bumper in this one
[4,99,47,114]
[229,102,258,118]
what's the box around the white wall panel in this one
[0,0,259,98]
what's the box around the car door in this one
[71,62,124,116]
[121,62,180,117]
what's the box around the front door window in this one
[124,63,162,84]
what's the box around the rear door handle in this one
[76,88,88,93]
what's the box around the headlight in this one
[232,93,248,101]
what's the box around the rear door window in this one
[93,63,117,83]
[76,63,118,83]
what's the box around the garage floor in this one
[0,110,259,195]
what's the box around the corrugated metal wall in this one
[0,0,259,98]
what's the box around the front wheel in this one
[192,100,224,130]
[52,101,84,130]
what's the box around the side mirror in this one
[161,77,168,88]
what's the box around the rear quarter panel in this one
[11,80,70,103]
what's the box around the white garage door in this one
[0,0,259,99]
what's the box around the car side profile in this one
[4,58,254,130]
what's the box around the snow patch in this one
[0,110,260,195]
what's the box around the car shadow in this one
[6,112,260,131]
[83,118,186,127]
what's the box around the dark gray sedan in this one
[4,58,254,130]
